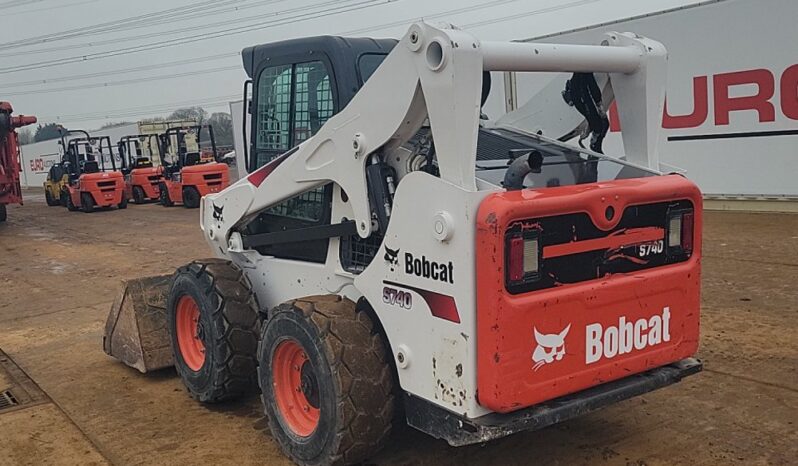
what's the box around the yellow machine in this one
[43,162,69,207]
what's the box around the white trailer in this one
[485,0,798,199]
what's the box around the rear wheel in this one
[66,192,79,211]
[118,194,128,209]
[159,182,173,207]
[167,259,261,402]
[45,189,60,206]
[258,296,394,466]
[80,192,94,213]
[182,186,201,209]
[132,186,145,204]
[0,204,6,222]
[59,190,69,207]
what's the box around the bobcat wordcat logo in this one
[532,324,570,371]
[586,307,671,364]
[530,307,673,371]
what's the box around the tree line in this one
[19,106,234,147]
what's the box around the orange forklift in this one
[59,130,126,213]
[158,125,229,208]
[118,134,163,204]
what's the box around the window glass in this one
[256,64,292,164]
[293,61,333,144]
[264,61,333,222]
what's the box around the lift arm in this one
[202,22,667,253]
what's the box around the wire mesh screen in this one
[265,184,327,221]
[341,232,383,273]
[293,62,333,144]
[256,64,292,167]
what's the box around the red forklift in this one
[118,134,163,204]
[59,130,126,213]
[158,125,229,208]
[0,102,36,223]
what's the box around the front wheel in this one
[167,259,261,402]
[159,182,173,207]
[80,192,94,213]
[258,296,394,466]
[182,186,201,209]
[66,192,78,211]
[45,189,60,206]
[132,186,145,204]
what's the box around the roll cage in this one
[58,130,117,179]
[159,125,219,175]
[118,134,162,174]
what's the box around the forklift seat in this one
[82,160,100,174]
[184,152,200,166]
[134,157,153,168]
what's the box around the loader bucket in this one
[103,275,174,373]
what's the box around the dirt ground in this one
[0,190,796,466]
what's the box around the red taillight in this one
[681,211,694,253]
[508,236,525,281]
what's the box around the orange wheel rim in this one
[272,339,320,437]
[175,295,205,371]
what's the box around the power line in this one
[3,52,239,88]
[3,0,99,17]
[0,0,352,58]
[0,0,46,10]
[0,0,390,73]
[38,93,241,121]
[0,0,247,49]
[461,0,602,29]
[340,0,523,35]
[3,65,242,96]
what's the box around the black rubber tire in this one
[118,194,128,209]
[258,296,394,466]
[167,259,261,403]
[0,204,6,223]
[159,182,173,207]
[59,190,69,207]
[80,192,94,213]
[45,190,60,206]
[132,186,146,204]
[66,192,78,212]
[182,186,201,209]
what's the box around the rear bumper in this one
[406,357,702,447]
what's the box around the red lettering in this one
[781,64,798,120]
[713,69,775,125]
[664,76,709,128]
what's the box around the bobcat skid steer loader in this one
[104,22,702,465]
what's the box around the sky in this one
[1,0,706,131]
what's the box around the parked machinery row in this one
[44,125,230,212]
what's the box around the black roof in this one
[241,35,397,79]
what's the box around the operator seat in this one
[82,160,100,174]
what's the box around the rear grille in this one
[97,180,116,188]
[506,200,693,294]
[147,175,161,181]
[341,233,383,273]
[203,173,223,181]
[0,390,19,411]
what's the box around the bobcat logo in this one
[212,203,224,223]
[383,246,400,271]
[532,324,571,371]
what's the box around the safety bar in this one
[481,41,642,74]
